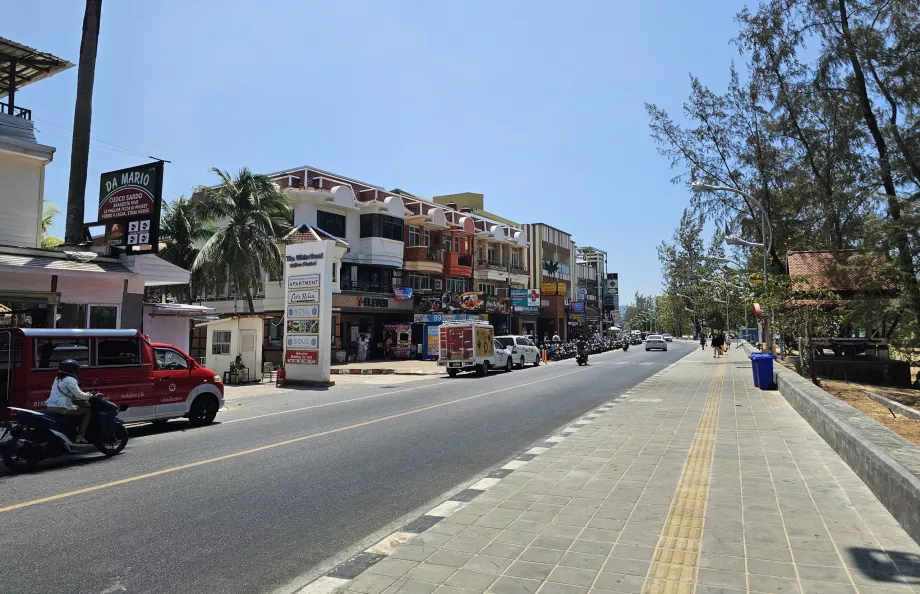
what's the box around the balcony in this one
[444,252,472,277]
[340,279,393,294]
[474,259,529,284]
[404,246,444,274]
[0,102,31,121]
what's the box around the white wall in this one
[203,318,264,380]
[142,307,192,352]
[0,151,44,248]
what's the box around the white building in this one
[0,38,190,334]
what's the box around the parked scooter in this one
[0,392,129,472]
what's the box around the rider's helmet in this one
[57,359,81,378]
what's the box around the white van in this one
[495,335,541,368]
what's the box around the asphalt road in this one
[0,341,695,594]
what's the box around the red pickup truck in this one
[0,329,224,426]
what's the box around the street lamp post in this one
[692,182,774,353]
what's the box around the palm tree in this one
[40,201,64,248]
[65,0,103,244]
[159,196,216,301]
[193,168,291,313]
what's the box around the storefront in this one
[333,293,414,362]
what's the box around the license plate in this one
[449,362,461,368]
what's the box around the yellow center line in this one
[641,358,725,594]
[1,366,594,514]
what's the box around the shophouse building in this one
[523,223,574,341]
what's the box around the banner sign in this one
[98,161,164,252]
[571,301,585,313]
[393,286,413,301]
[286,335,319,349]
[288,290,320,303]
[541,282,564,296]
[288,274,321,289]
[577,287,587,301]
[287,319,320,334]
[511,289,529,307]
[513,306,539,314]
[287,304,319,318]
[285,350,318,365]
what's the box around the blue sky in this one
[10,0,741,300]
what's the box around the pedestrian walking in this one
[712,332,722,358]
[700,333,707,350]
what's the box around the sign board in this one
[285,350,318,365]
[288,274,321,289]
[541,282,564,296]
[606,272,619,294]
[571,301,585,313]
[98,161,164,252]
[393,287,413,301]
[511,289,541,308]
[577,287,587,301]
[284,241,334,383]
[513,306,539,314]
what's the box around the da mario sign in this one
[97,161,164,252]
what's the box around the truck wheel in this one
[447,368,458,377]
[188,394,219,426]
[477,361,489,376]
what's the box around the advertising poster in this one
[97,161,164,252]
[541,282,559,295]
[393,286,413,301]
[511,289,528,307]
[287,319,320,334]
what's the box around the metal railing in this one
[340,280,392,294]
[0,102,31,120]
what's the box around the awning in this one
[144,303,217,321]
[0,251,132,275]
[123,254,191,286]
[0,37,74,100]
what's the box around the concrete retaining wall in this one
[742,343,920,544]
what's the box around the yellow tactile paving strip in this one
[641,359,725,594]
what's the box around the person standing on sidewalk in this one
[712,332,722,358]
[700,333,707,351]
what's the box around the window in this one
[268,318,283,347]
[34,338,90,369]
[360,214,404,241]
[478,283,495,295]
[433,278,443,291]
[89,305,118,329]
[423,229,431,247]
[511,251,520,268]
[409,226,420,247]
[446,277,465,293]
[454,235,460,253]
[409,273,431,291]
[154,347,189,371]
[496,337,514,348]
[443,234,451,253]
[317,210,347,238]
[212,331,231,355]
[97,338,141,366]
[487,247,496,262]
[516,337,529,346]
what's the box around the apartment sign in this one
[288,274,321,289]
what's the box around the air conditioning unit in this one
[434,278,443,290]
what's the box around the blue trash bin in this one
[748,353,762,387]
[750,354,776,390]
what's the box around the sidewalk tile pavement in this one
[336,346,920,594]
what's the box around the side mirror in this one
[188,358,196,369]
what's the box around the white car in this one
[646,334,668,351]
[493,339,514,372]
[662,334,673,342]
[495,335,541,368]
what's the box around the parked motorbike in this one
[0,392,129,472]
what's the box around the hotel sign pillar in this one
[284,240,335,386]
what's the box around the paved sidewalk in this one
[306,346,920,594]
[331,360,445,375]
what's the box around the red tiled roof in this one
[787,250,897,293]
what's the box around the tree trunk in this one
[65,0,103,245]
[246,291,255,314]
[836,0,920,330]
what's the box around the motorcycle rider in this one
[44,359,93,443]
[576,336,588,362]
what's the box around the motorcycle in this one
[0,392,129,472]
[622,341,629,352]
[576,351,589,366]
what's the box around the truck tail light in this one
[511,347,517,354]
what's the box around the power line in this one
[32,116,154,160]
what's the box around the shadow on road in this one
[847,547,920,585]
